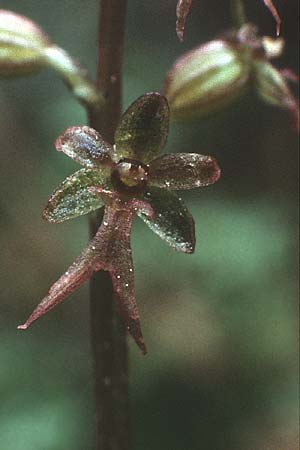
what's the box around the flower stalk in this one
[88,1,129,450]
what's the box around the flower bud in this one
[0,10,102,108]
[164,39,250,120]
[164,24,299,129]
[0,10,50,76]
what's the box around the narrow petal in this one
[114,93,169,163]
[55,126,113,168]
[18,241,98,330]
[176,0,192,42]
[138,187,195,253]
[43,168,112,223]
[149,153,221,190]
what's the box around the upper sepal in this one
[114,93,170,163]
[55,126,113,168]
[138,187,195,253]
[0,10,50,77]
[43,168,112,223]
[149,153,221,189]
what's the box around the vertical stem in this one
[88,1,128,450]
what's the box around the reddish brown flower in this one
[18,93,221,353]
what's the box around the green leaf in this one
[114,92,169,163]
[138,187,195,253]
[43,168,112,223]
[55,126,113,168]
[149,153,221,190]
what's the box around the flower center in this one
[111,158,149,195]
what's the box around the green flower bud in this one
[164,24,299,129]
[0,10,50,76]
[0,10,102,108]
[164,39,250,120]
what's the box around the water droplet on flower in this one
[125,283,129,288]
[103,221,108,226]
[117,275,121,279]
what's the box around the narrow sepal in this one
[254,60,299,131]
[114,93,170,163]
[149,153,221,190]
[176,0,192,42]
[139,187,195,253]
[43,168,112,223]
[55,126,113,168]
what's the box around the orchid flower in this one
[18,93,221,354]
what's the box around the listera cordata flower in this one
[18,93,221,354]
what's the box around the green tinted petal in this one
[55,126,113,168]
[138,187,195,253]
[43,168,112,223]
[114,93,169,163]
[149,153,221,190]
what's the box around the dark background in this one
[0,1,298,449]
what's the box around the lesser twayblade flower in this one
[18,93,221,353]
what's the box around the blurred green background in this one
[0,1,298,449]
